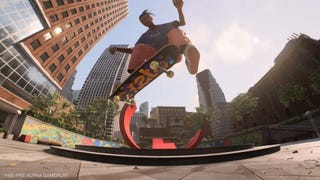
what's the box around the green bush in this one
[0,128,7,133]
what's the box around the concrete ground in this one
[0,138,319,180]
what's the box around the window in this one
[79,6,84,12]
[17,78,27,88]
[43,0,53,8]
[65,22,72,29]
[51,43,59,52]
[64,64,70,72]
[77,28,83,34]
[54,27,63,34]
[49,63,56,72]
[70,32,76,39]
[73,41,79,48]
[80,36,85,42]
[8,59,19,69]
[43,32,52,40]
[40,52,49,62]
[81,16,86,21]
[1,65,12,76]
[74,19,80,25]
[68,0,73,3]
[71,8,77,14]
[71,56,76,63]
[50,14,59,22]
[56,0,64,6]
[30,39,41,49]
[16,66,26,75]
[9,72,19,82]
[67,47,72,54]
[62,37,68,44]
[25,84,33,93]
[57,73,64,82]
[61,11,68,18]
[58,54,65,62]
[78,50,82,56]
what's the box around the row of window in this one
[0,56,50,97]
[43,0,119,9]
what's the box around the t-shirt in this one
[135,21,179,50]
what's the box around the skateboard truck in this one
[113,95,136,106]
[150,61,174,78]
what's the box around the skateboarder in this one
[109,0,200,75]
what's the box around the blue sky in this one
[73,0,320,112]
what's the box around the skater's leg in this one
[167,29,200,75]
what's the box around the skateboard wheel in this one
[150,61,159,71]
[113,96,120,103]
[166,71,174,78]
[129,99,136,106]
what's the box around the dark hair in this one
[139,9,154,20]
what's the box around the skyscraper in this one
[77,44,130,109]
[139,101,149,117]
[196,69,231,139]
[0,0,128,127]
[77,45,130,136]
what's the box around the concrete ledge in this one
[75,144,254,155]
[48,144,280,166]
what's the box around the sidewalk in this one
[0,138,320,179]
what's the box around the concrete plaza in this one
[0,138,320,179]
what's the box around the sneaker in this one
[184,44,200,75]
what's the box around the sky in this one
[72,0,320,112]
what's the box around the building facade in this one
[150,106,186,138]
[0,0,128,129]
[235,35,320,133]
[196,69,231,139]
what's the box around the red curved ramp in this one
[119,103,205,149]
[183,130,205,148]
[119,103,140,149]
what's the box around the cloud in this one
[186,22,260,70]
[185,23,218,71]
[213,23,259,65]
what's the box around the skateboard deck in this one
[109,44,180,102]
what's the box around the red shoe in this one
[184,44,200,75]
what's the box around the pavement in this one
[0,138,320,180]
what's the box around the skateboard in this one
[109,44,180,104]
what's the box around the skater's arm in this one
[173,0,186,26]
[109,47,133,54]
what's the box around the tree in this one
[80,98,119,138]
[309,69,320,94]
[229,93,259,143]
[279,83,307,108]
[141,115,148,128]
[26,93,85,134]
[185,106,212,135]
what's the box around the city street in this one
[0,138,320,179]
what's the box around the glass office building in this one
[0,0,128,129]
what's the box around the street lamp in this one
[306,111,320,138]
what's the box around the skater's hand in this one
[173,0,183,10]
[109,47,117,55]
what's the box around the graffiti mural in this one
[19,116,122,148]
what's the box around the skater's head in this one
[139,10,154,27]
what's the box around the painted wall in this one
[19,116,123,148]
